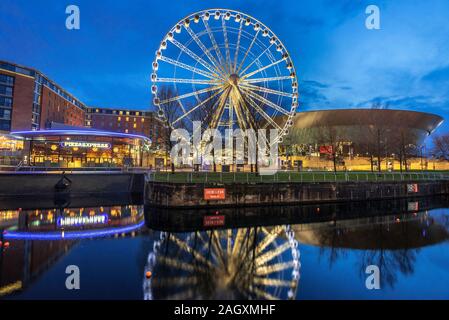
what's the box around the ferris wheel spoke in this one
[239,43,275,76]
[233,20,244,73]
[157,256,197,272]
[170,234,218,269]
[240,82,293,99]
[159,85,222,105]
[158,55,219,80]
[241,58,287,80]
[253,277,297,287]
[256,242,291,266]
[208,87,231,130]
[255,226,285,254]
[155,77,220,85]
[239,87,291,117]
[236,29,260,74]
[243,75,293,84]
[222,17,232,73]
[256,261,295,275]
[229,89,251,131]
[184,26,227,77]
[169,38,220,76]
[238,91,282,131]
[172,88,225,125]
[202,18,227,73]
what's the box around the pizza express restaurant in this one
[11,129,152,168]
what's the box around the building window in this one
[0,85,13,96]
[0,108,11,120]
[0,97,12,107]
[0,119,11,131]
[0,74,14,85]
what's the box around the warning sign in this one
[204,188,226,200]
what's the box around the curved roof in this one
[292,109,443,134]
[10,129,151,143]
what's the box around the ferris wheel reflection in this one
[143,225,300,300]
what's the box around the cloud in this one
[422,65,449,84]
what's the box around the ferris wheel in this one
[143,226,300,300]
[151,9,298,144]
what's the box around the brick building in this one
[0,60,164,148]
[0,61,86,132]
[85,107,164,147]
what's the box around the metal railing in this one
[146,170,449,184]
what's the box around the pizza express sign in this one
[60,141,111,149]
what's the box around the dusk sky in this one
[1,0,449,133]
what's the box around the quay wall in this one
[0,172,145,197]
[146,180,449,208]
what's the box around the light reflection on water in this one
[0,196,449,299]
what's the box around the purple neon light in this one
[10,129,151,143]
[3,221,145,240]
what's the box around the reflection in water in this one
[0,200,145,297]
[143,226,300,300]
[0,196,449,299]
[296,210,449,288]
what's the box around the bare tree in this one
[190,91,219,172]
[432,133,449,161]
[156,86,187,173]
[315,126,347,173]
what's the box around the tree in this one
[190,91,220,172]
[156,86,187,173]
[315,126,347,173]
[432,133,449,161]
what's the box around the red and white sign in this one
[204,188,226,200]
[203,215,225,227]
[319,145,333,154]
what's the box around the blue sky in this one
[1,0,449,133]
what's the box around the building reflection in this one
[295,209,449,288]
[0,202,145,297]
[143,226,300,300]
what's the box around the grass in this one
[148,170,449,184]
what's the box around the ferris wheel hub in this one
[228,74,240,86]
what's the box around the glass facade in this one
[0,134,24,166]
[13,131,152,168]
[0,74,14,132]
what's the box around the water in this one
[1,195,449,300]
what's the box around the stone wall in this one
[146,180,449,208]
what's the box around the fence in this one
[147,170,449,184]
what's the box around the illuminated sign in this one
[57,214,108,227]
[203,215,225,227]
[60,141,111,149]
[319,145,333,154]
[204,188,226,200]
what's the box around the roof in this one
[10,129,151,143]
[292,109,444,134]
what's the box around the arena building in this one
[280,109,444,171]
